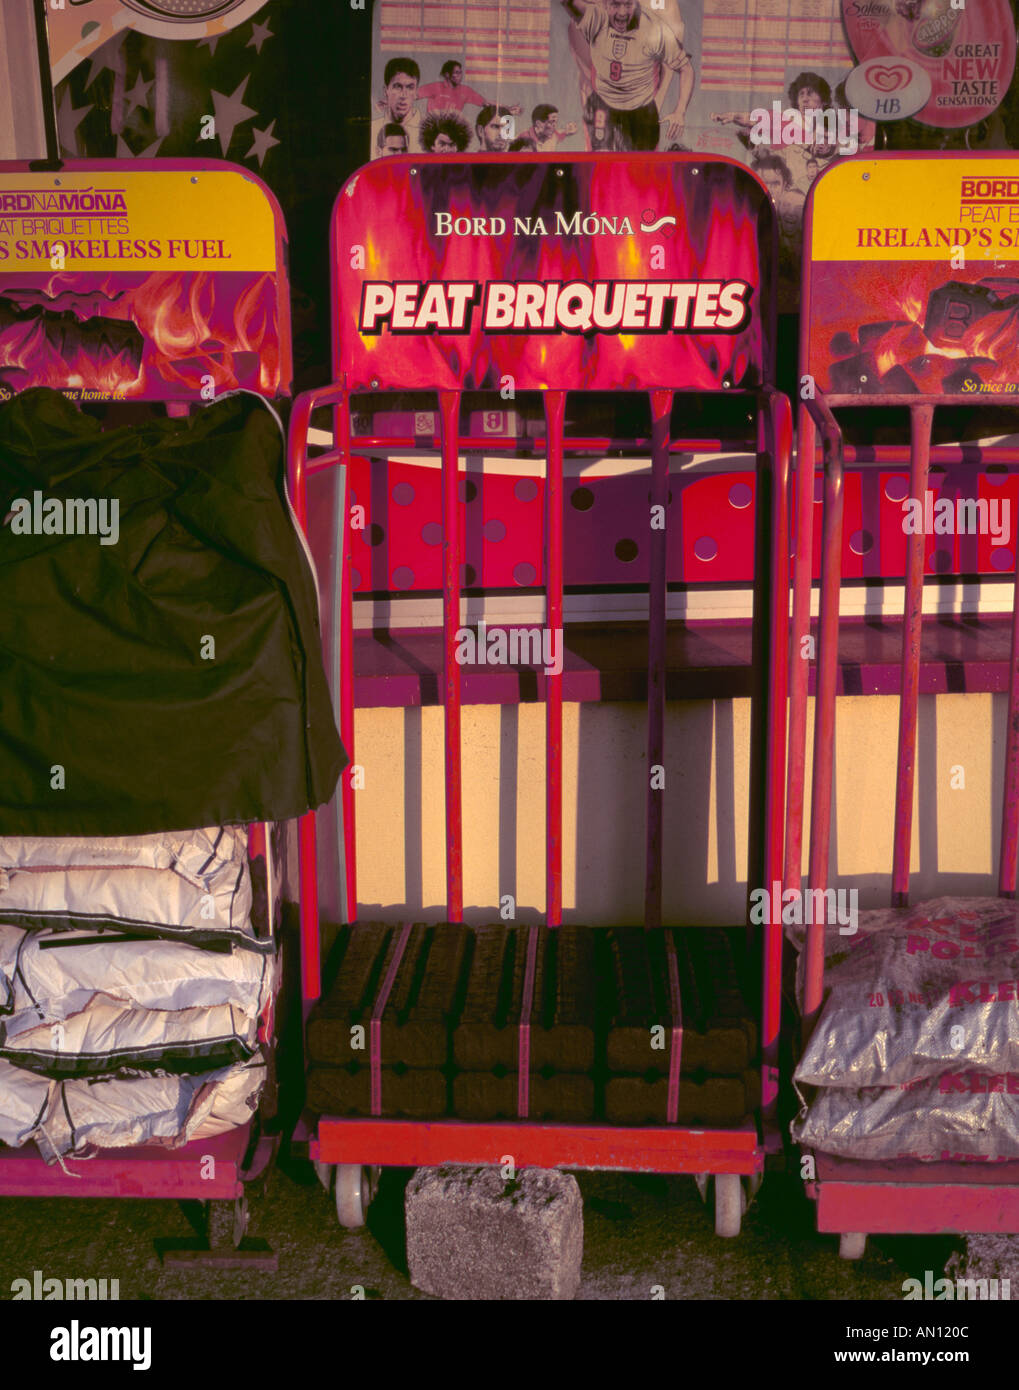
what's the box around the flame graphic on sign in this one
[335,158,767,394]
[0,271,279,399]
[813,262,1019,394]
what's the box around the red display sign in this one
[332,153,774,392]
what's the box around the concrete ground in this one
[0,1157,968,1301]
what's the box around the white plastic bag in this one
[1,998,258,1076]
[794,897,1019,1086]
[0,859,259,949]
[793,1070,1019,1161]
[34,1056,266,1162]
[0,924,275,1028]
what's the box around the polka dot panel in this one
[823,474,1019,581]
[342,458,1019,595]
[681,475,755,581]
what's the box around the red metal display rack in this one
[787,150,1019,1257]
[289,153,791,1236]
[0,159,292,1240]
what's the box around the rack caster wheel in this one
[313,1159,333,1192]
[206,1194,248,1249]
[745,1171,763,1202]
[335,1164,373,1229]
[714,1173,744,1238]
[840,1232,867,1260]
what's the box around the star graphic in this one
[115,134,165,159]
[246,119,280,167]
[56,89,93,155]
[83,32,127,90]
[210,74,257,156]
[247,19,274,54]
[197,36,221,54]
[124,73,153,116]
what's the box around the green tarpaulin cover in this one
[0,388,345,834]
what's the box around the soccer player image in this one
[476,105,516,153]
[711,70,869,191]
[560,0,694,152]
[417,60,521,118]
[770,72,840,191]
[751,150,805,312]
[712,71,831,145]
[376,123,409,157]
[788,70,830,116]
[752,151,803,222]
[583,91,626,151]
[524,104,579,152]
[420,110,472,154]
[370,57,423,159]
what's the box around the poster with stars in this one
[44,4,367,390]
[48,6,281,168]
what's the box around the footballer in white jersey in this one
[562,0,693,150]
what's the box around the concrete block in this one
[406,1165,583,1300]
[945,1236,1019,1299]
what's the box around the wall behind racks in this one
[338,692,1003,927]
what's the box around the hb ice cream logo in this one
[865,63,913,91]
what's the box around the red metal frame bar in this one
[337,393,357,927]
[311,1116,761,1174]
[783,402,814,910]
[327,435,1019,468]
[891,406,934,907]
[0,1129,253,1200]
[812,1176,1019,1234]
[999,544,1019,899]
[544,391,566,929]
[287,382,352,1002]
[759,388,790,1119]
[439,390,464,923]
[800,394,845,1025]
[342,434,753,454]
[645,390,673,931]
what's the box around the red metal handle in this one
[288,382,351,1003]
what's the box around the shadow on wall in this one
[345,698,753,927]
[334,688,1016,926]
